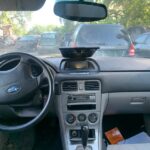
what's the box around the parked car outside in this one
[14,35,40,52]
[37,32,60,55]
[134,32,150,58]
[69,24,135,57]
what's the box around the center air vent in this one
[85,81,99,91]
[62,82,78,91]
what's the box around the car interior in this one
[0,0,150,150]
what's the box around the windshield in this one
[0,0,149,58]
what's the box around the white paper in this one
[107,143,150,150]
[119,132,150,144]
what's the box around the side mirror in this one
[121,29,128,35]
[117,34,130,42]
[54,1,107,22]
[133,41,138,45]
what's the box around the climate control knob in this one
[78,114,86,122]
[66,114,76,124]
[88,113,98,123]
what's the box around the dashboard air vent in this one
[85,81,99,91]
[62,82,78,91]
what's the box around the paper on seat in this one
[119,132,150,144]
[107,143,150,150]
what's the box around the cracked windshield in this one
[0,0,149,58]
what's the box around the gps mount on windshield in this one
[59,47,99,59]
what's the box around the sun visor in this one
[0,0,46,11]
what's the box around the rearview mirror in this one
[54,1,107,22]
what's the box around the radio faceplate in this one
[67,94,96,104]
[67,94,97,110]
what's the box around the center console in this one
[57,80,102,150]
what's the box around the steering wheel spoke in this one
[36,69,47,86]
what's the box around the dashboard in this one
[43,56,150,116]
[43,56,150,150]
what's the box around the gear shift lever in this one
[81,126,89,149]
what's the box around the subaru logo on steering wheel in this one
[7,85,21,94]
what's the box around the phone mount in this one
[59,47,99,59]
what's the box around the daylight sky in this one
[29,0,61,28]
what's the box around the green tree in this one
[28,25,62,35]
[96,0,150,28]
[0,12,32,35]
[28,20,78,39]
[61,19,77,33]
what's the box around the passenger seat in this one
[107,143,150,150]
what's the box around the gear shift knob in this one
[81,126,89,149]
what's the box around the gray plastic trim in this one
[105,92,150,115]
[55,72,150,93]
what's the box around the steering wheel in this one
[0,52,53,131]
